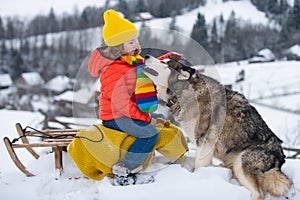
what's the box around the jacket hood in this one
[88,47,119,77]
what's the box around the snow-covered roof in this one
[0,74,13,88]
[45,75,71,92]
[139,12,153,20]
[20,72,45,86]
[286,44,300,57]
[248,48,275,63]
[54,88,94,104]
[257,48,275,60]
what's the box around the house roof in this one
[45,75,71,92]
[286,44,300,57]
[54,88,94,105]
[20,72,45,86]
[0,74,13,88]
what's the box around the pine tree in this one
[48,8,59,33]
[293,0,300,30]
[22,39,30,55]
[80,9,89,29]
[209,19,221,63]
[280,0,300,47]
[279,0,289,14]
[266,0,279,15]
[136,0,147,13]
[0,17,5,40]
[1,40,7,56]
[223,11,240,62]
[190,13,209,50]
[250,0,266,12]
[10,50,23,80]
[219,14,225,63]
[6,18,15,50]
[118,0,130,19]
[158,1,171,18]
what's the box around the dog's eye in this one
[166,88,172,94]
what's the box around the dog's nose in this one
[144,55,150,60]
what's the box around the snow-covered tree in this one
[223,11,240,62]
[191,12,209,50]
[48,8,59,33]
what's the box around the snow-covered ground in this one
[1,60,300,200]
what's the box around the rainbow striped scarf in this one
[121,55,158,113]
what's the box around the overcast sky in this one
[0,0,102,18]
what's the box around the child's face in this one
[123,36,141,56]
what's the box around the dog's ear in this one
[168,58,195,80]
[178,70,190,80]
[178,64,195,80]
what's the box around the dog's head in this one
[143,55,196,104]
[143,55,195,82]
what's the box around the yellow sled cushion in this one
[67,118,188,180]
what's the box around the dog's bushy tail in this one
[263,168,292,197]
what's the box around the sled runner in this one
[3,123,79,176]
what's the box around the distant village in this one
[0,72,100,121]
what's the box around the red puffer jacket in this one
[88,48,151,123]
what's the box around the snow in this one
[54,90,74,102]
[19,72,45,86]
[257,49,276,60]
[0,74,13,88]
[45,75,71,93]
[138,0,272,37]
[139,12,153,20]
[54,88,93,105]
[287,45,300,57]
[288,0,295,6]
[1,60,300,200]
[200,0,269,24]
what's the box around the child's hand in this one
[151,118,157,125]
[168,52,186,61]
[157,52,186,61]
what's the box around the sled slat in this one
[11,142,71,148]
[3,123,81,177]
[43,139,73,143]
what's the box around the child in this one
[88,9,184,185]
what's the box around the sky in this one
[0,0,104,18]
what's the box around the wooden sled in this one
[3,123,79,176]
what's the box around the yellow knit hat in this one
[102,10,138,46]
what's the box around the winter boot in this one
[111,163,154,186]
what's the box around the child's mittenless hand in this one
[168,52,186,61]
[157,52,186,61]
[151,118,157,125]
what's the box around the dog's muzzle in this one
[142,66,159,76]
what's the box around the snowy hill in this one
[1,60,300,200]
[132,0,271,36]
[3,0,275,52]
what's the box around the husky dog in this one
[143,55,292,200]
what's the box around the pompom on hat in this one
[102,9,138,46]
